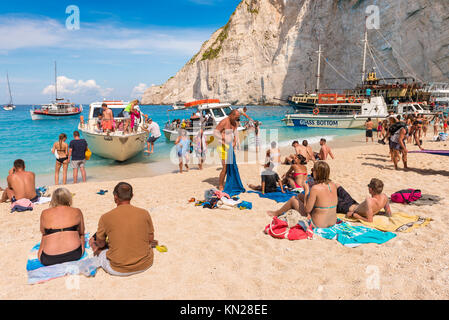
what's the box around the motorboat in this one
[78,100,147,162]
[162,99,250,146]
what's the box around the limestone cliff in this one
[142,0,449,105]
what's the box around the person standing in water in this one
[51,133,69,185]
[69,131,88,184]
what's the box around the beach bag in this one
[264,217,308,240]
[85,148,92,160]
[391,189,422,204]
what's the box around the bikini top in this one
[44,224,80,236]
[293,172,307,177]
[313,183,337,210]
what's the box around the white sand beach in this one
[1,133,448,300]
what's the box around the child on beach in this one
[175,129,191,173]
[248,162,285,194]
[346,178,392,222]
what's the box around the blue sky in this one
[0,0,241,104]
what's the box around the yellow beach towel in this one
[337,212,432,233]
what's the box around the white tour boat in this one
[282,96,388,129]
[78,100,148,162]
[163,99,250,146]
[30,62,82,120]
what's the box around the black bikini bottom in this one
[56,157,69,164]
[40,245,83,266]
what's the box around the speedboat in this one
[78,100,147,161]
[163,99,250,146]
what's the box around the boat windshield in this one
[212,108,226,118]
[93,107,124,118]
[223,107,232,115]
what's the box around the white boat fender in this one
[53,150,59,159]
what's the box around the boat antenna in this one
[361,18,368,84]
[316,44,322,93]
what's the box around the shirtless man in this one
[101,103,114,133]
[214,109,240,190]
[314,138,335,160]
[302,140,316,162]
[346,178,392,223]
[1,159,38,203]
[365,118,374,143]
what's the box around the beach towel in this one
[337,212,432,233]
[248,187,300,203]
[11,198,34,213]
[35,197,51,205]
[223,145,246,197]
[312,219,396,248]
[27,233,98,285]
[410,194,442,206]
[409,149,449,156]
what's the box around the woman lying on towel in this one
[38,188,85,266]
[267,161,338,229]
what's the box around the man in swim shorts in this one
[365,117,374,143]
[346,178,392,222]
[101,103,114,133]
[214,109,240,191]
[1,159,38,203]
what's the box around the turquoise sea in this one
[0,105,363,186]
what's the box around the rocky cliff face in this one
[142,0,449,105]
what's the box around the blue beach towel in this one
[312,219,396,248]
[27,233,98,285]
[223,145,246,197]
[248,187,301,203]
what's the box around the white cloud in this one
[131,83,148,98]
[0,16,212,56]
[42,76,113,99]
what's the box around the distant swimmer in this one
[1,159,38,203]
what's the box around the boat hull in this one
[30,109,81,120]
[283,114,386,129]
[79,128,148,162]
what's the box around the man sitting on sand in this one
[283,141,309,164]
[314,138,334,160]
[248,162,285,194]
[302,140,316,163]
[346,178,392,223]
[1,159,38,203]
[89,182,156,277]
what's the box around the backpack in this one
[391,189,422,204]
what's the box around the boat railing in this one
[80,118,148,136]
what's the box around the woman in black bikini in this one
[51,133,69,185]
[38,188,85,266]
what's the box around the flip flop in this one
[188,198,196,203]
[97,190,108,195]
[156,245,167,253]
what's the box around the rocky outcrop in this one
[142,0,449,105]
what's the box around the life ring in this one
[313,108,320,115]
[348,96,356,103]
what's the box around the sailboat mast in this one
[316,44,322,93]
[54,61,58,101]
[361,23,368,83]
[6,72,13,105]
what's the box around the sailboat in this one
[30,62,82,120]
[3,72,16,111]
